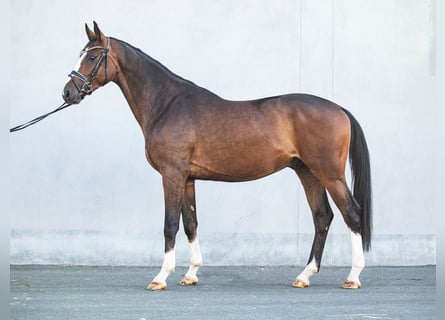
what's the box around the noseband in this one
[68,37,110,97]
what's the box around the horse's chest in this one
[144,135,192,173]
[144,147,160,171]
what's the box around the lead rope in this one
[10,102,73,133]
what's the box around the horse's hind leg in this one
[292,164,334,288]
[322,177,365,289]
[179,178,203,286]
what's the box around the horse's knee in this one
[314,207,334,233]
[164,219,180,250]
[183,221,197,241]
[182,208,198,241]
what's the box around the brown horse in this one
[63,22,372,290]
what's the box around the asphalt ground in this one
[10,265,435,320]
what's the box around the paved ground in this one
[11,265,435,320]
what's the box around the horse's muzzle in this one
[62,81,84,105]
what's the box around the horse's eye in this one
[89,55,97,61]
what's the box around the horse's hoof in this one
[291,278,309,288]
[146,281,167,291]
[342,280,361,289]
[179,276,198,286]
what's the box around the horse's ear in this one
[85,23,95,41]
[93,21,106,42]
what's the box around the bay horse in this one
[62,22,372,290]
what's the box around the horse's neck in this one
[112,40,186,131]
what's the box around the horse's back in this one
[171,92,351,181]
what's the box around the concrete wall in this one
[10,0,440,266]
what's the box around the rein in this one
[10,102,72,132]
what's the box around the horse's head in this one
[62,22,115,104]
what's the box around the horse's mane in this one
[113,37,199,88]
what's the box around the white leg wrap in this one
[152,249,176,284]
[296,257,318,285]
[184,238,202,280]
[346,231,365,283]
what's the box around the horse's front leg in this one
[147,174,185,291]
[179,178,202,286]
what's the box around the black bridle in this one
[10,38,111,133]
[68,37,111,98]
[9,37,110,132]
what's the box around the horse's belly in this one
[189,143,294,182]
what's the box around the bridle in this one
[68,37,110,97]
[10,37,111,133]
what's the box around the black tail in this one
[342,108,372,251]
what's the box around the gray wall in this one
[10,0,440,266]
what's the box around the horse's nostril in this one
[62,89,71,103]
[62,89,72,103]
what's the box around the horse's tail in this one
[342,108,372,251]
